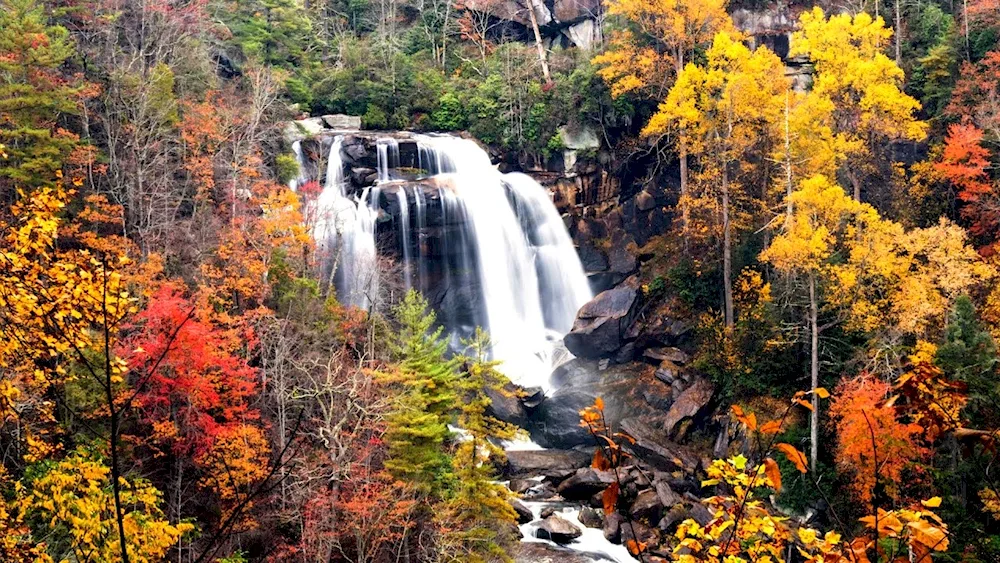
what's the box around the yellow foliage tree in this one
[19,447,192,563]
[790,8,927,201]
[593,0,733,243]
[645,32,787,327]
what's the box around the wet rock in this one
[540,507,556,519]
[630,489,664,523]
[536,515,582,544]
[350,166,377,187]
[603,512,624,543]
[521,386,545,409]
[579,507,604,528]
[556,468,616,500]
[508,478,537,494]
[578,244,609,272]
[528,360,673,448]
[558,124,601,150]
[505,450,591,478]
[655,481,681,507]
[521,482,558,501]
[688,502,714,526]
[621,520,659,547]
[658,505,690,533]
[564,286,641,359]
[619,417,701,474]
[643,346,691,365]
[485,382,528,426]
[663,377,715,439]
[511,499,534,524]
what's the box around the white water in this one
[313,133,591,389]
[288,140,308,192]
[519,502,639,563]
[315,137,380,309]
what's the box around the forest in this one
[1,0,1000,560]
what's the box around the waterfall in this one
[377,138,399,182]
[312,133,591,388]
[505,173,594,334]
[288,140,308,192]
[315,136,380,310]
[396,187,412,290]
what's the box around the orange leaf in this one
[775,442,808,473]
[602,482,619,515]
[595,397,605,411]
[759,420,783,435]
[796,399,815,412]
[592,448,611,471]
[764,457,782,491]
[625,539,647,556]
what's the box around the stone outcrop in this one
[563,286,640,359]
[505,449,592,477]
[536,514,583,543]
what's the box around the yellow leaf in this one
[920,497,942,508]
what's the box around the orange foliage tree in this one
[829,374,929,506]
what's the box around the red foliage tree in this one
[828,374,929,507]
[936,123,1000,245]
[119,282,260,458]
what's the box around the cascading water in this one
[314,137,380,310]
[311,132,591,388]
[288,140,309,192]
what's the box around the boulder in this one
[536,515,582,544]
[619,417,701,474]
[655,480,681,507]
[322,114,362,129]
[663,377,715,439]
[643,347,691,365]
[515,543,594,563]
[508,478,537,494]
[485,382,528,426]
[564,286,641,359]
[630,488,664,523]
[556,468,616,500]
[603,512,624,543]
[510,499,534,524]
[620,520,659,547]
[527,360,673,448]
[505,450,591,478]
[654,361,680,385]
[578,244,609,272]
[658,505,690,533]
[350,166,377,187]
[635,189,657,212]
[553,0,601,23]
[283,117,324,142]
[563,19,602,50]
[579,506,604,528]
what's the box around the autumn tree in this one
[438,328,518,563]
[790,8,927,203]
[593,0,733,243]
[380,290,460,496]
[829,374,929,506]
[936,123,999,249]
[646,32,787,327]
[0,0,92,198]
[20,447,193,563]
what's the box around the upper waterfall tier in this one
[293,132,592,388]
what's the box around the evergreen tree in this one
[937,295,999,423]
[0,0,84,195]
[214,0,314,71]
[439,328,518,563]
[381,290,460,496]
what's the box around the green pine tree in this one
[0,0,85,195]
[381,290,460,497]
[438,328,518,563]
[936,295,999,424]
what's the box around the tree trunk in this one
[721,133,733,329]
[677,51,690,252]
[526,0,551,84]
[784,92,794,228]
[809,272,820,471]
[894,0,902,65]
